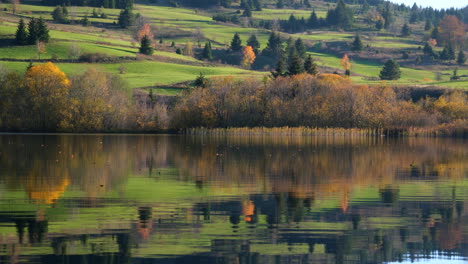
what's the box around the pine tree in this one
[308,10,318,28]
[272,53,286,78]
[351,34,363,51]
[276,0,284,8]
[375,19,383,30]
[139,35,154,55]
[447,44,455,60]
[15,19,28,45]
[401,23,411,37]
[27,18,39,45]
[230,33,242,52]
[424,19,432,31]
[118,8,134,28]
[252,0,262,11]
[431,27,440,42]
[288,50,304,75]
[36,18,50,43]
[457,50,466,65]
[439,46,450,61]
[243,4,252,17]
[295,38,306,58]
[247,34,260,54]
[262,32,282,58]
[304,0,311,8]
[304,55,318,75]
[379,59,401,80]
[202,42,212,60]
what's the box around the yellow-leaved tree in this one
[340,54,351,73]
[22,62,70,130]
[242,45,256,69]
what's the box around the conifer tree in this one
[457,50,466,65]
[230,33,242,52]
[276,0,284,8]
[295,38,306,58]
[288,50,304,76]
[252,0,262,11]
[27,18,39,45]
[243,4,252,17]
[118,8,134,28]
[272,54,286,78]
[308,10,318,28]
[447,44,455,60]
[15,19,28,45]
[36,18,50,43]
[351,34,363,51]
[304,54,318,75]
[379,59,401,80]
[202,42,212,60]
[247,34,260,54]
[401,23,411,37]
[139,35,154,55]
[262,32,282,58]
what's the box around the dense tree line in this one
[172,74,468,130]
[42,0,132,9]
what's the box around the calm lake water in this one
[0,134,467,264]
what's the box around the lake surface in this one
[0,134,467,264]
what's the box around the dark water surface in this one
[0,134,467,264]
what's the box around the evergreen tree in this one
[276,0,284,9]
[439,46,449,60]
[424,19,432,31]
[379,59,401,80]
[15,19,28,45]
[287,50,304,75]
[51,6,69,23]
[295,38,306,58]
[202,42,212,60]
[423,43,435,57]
[431,27,440,42]
[243,4,252,17]
[447,44,455,60]
[304,54,318,75]
[27,18,39,45]
[381,2,394,29]
[118,8,134,28]
[103,0,109,8]
[252,0,262,11]
[230,33,242,52]
[457,50,466,65]
[36,18,50,43]
[303,0,311,8]
[247,34,260,54]
[139,35,154,55]
[308,10,318,28]
[401,23,411,37]
[375,19,383,30]
[326,0,353,29]
[272,53,286,78]
[262,32,282,58]
[351,34,363,51]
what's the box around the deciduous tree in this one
[242,45,256,69]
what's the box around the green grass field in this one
[0,2,467,92]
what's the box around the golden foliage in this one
[137,24,154,42]
[242,46,256,69]
[340,54,351,71]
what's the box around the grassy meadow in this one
[0,1,466,96]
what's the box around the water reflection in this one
[0,134,467,263]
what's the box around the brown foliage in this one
[438,15,466,48]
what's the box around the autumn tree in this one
[139,35,154,55]
[22,62,70,130]
[137,24,154,42]
[340,54,351,75]
[15,19,28,45]
[438,15,465,48]
[379,59,401,80]
[183,42,193,56]
[36,41,47,59]
[242,45,256,69]
[67,43,81,62]
[11,0,20,14]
